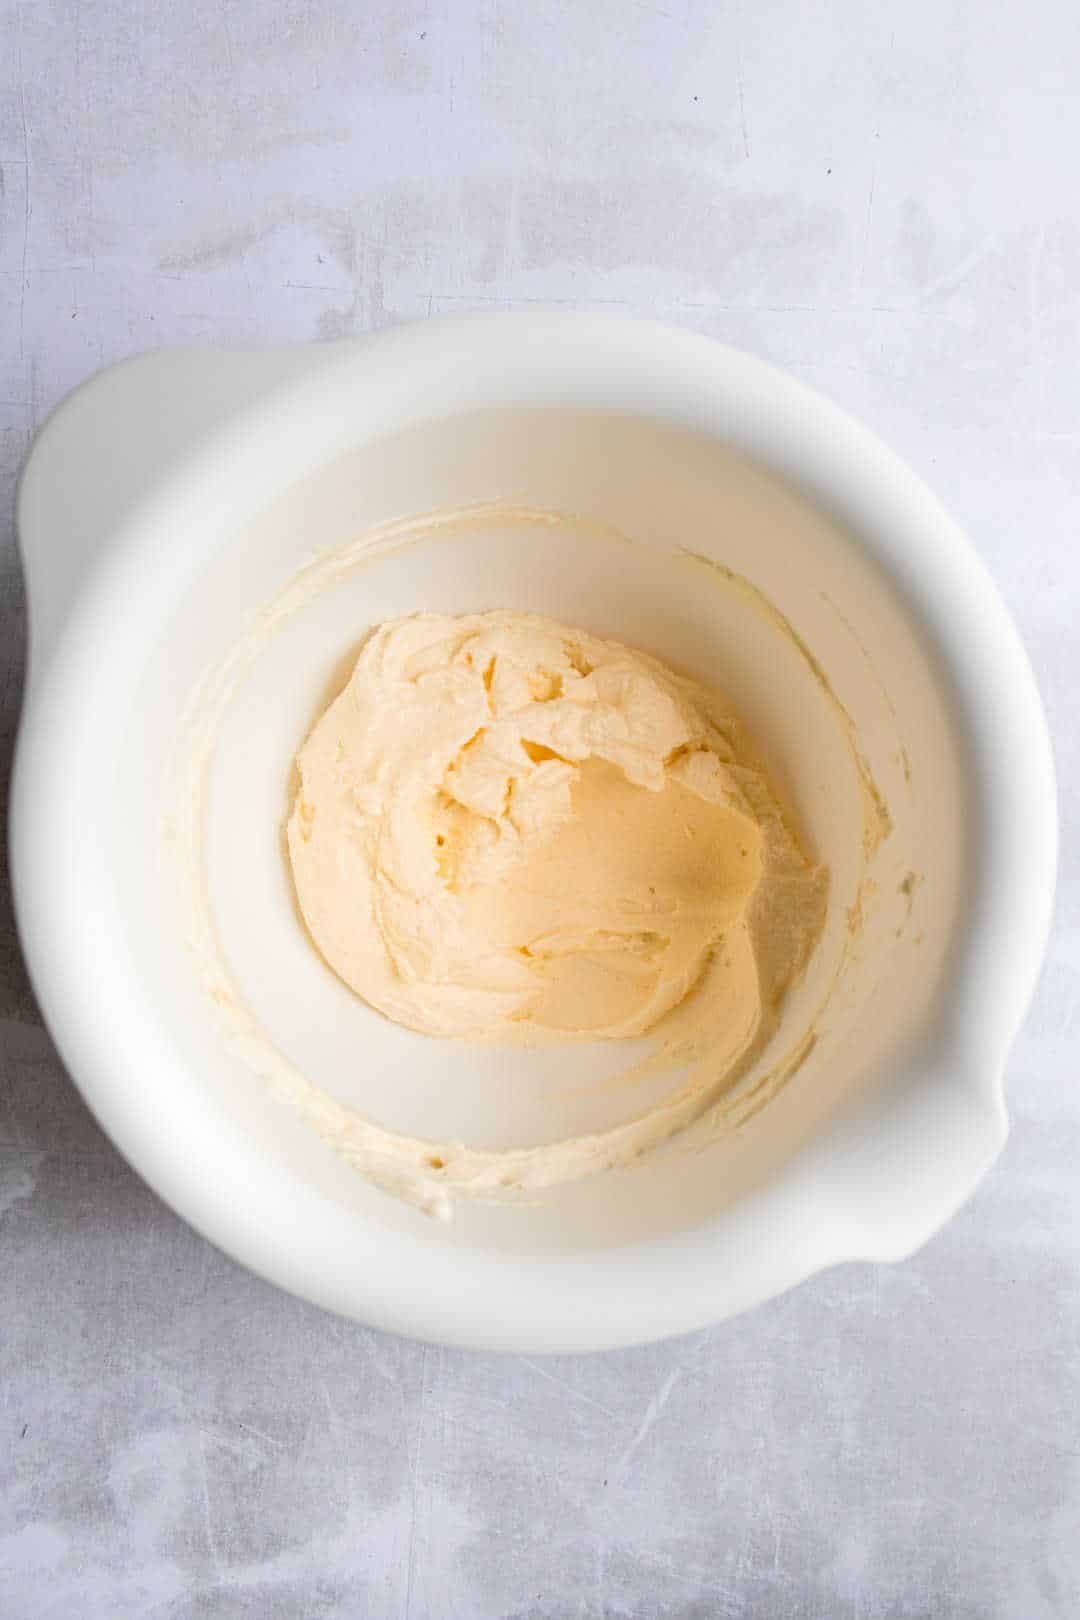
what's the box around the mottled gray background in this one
[2,2,1078,1616]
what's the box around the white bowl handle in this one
[16,346,322,679]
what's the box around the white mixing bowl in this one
[11,314,1056,1351]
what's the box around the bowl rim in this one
[10,312,1058,1351]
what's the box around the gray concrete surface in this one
[2,2,1078,1615]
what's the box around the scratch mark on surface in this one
[431,292,632,309]
[613,1368,682,1475]
[516,1356,618,1420]
[236,1419,283,1450]
[401,1344,429,1620]
[503,172,520,279]
[357,1327,404,1391]
[320,1380,343,1444]
[633,1542,721,1590]
[15,5,31,365]
[283,279,351,293]
[1027,226,1047,423]
[859,153,878,295]
[200,1425,266,1464]
[920,236,997,301]
[734,0,750,159]
[197,1430,222,1573]
[1011,426,1080,447]
[221,0,236,75]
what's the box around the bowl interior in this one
[124,406,964,1254]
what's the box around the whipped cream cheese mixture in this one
[287,612,827,1061]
